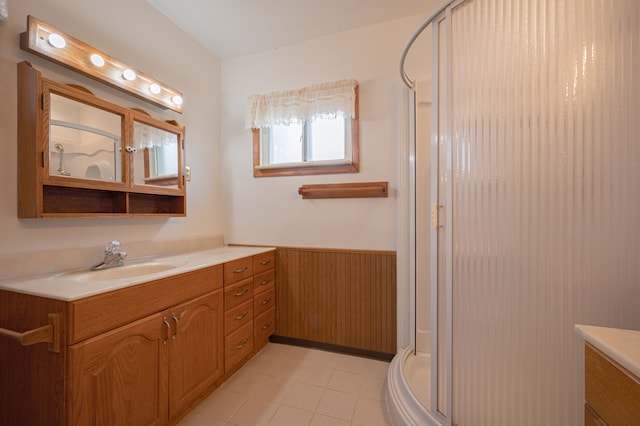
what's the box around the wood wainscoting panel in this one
[275,247,396,355]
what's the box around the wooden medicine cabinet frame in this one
[18,61,186,218]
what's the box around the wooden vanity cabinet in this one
[0,250,275,425]
[222,250,276,373]
[0,266,223,425]
[584,343,640,425]
[253,252,276,351]
[223,256,254,373]
[67,268,224,424]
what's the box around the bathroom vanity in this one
[0,246,275,425]
[575,325,640,425]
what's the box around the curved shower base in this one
[385,346,440,426]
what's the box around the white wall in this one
[0,0,223,255]
[221,14,430,251]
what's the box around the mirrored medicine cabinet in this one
[18,61,186,217]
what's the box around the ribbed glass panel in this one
[446,0,640,424]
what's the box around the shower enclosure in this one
[388,0,640,425]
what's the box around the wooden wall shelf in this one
[298,181,388,199]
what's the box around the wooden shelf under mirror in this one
[18,61,186,218]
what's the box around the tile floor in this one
[179,343,393,426]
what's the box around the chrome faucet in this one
[91,240,127,270]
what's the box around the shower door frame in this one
[402,1,466,423]
[430,2,463,422]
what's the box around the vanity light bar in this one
[20,15,184,113]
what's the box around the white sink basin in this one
[63,261,185,282]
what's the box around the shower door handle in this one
[432,204,443,229]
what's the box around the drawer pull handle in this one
[234,288,249,297]
[234,338,249,350]
[261,297,272,305]
[171,313,179,340]
[233,266,248,273]
[260,259,272,265]
[234,311,249,320]
[261,321,272,331]
[162,317,171,345]
[260,279,271,285]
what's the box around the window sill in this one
[253,160,359,178]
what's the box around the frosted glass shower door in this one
[442,0,640,424]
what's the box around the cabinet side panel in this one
[17,61,42,218]
[0,290,66,425]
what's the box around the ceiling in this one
[147,0,435,59]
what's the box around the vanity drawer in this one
[254,307,275,350]
[224,300,253,336]
[253,251,275,275]
[254,288,275,317]
[224,278,253,310]
[225,322,253,372]
[585,343,640,424]
[223,256,253,284]
[254,270,275,294]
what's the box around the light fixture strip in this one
[20,15,184,113]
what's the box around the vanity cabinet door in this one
[67,312,168,426]
[168,289,224,420]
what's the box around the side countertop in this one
[0,245,275,302]
[575,324,640,379]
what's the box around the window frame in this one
[252,86,360,178]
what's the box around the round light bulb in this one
[48,33,66,49]
[171,95,183,106]
[90,54,105,67]
[149,83,161,95]
[122,69,136,81]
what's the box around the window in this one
[247,80,359,177]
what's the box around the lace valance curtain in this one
[245,79,358,129]
[133,122,177,150]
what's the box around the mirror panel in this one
[132,121,180,188]
[49,93,122,181]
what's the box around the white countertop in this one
[0,246,274,302]
[575,324,640,379]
